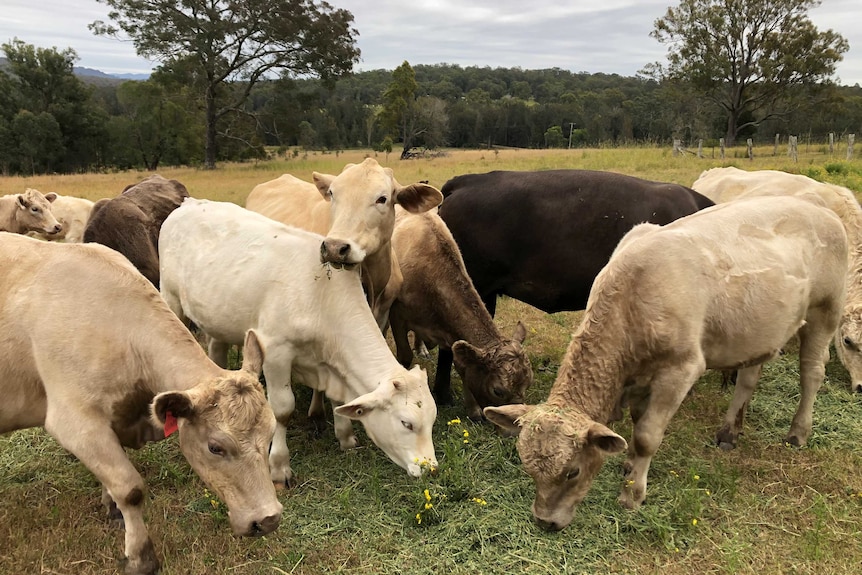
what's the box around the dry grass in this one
[1,146,862,574]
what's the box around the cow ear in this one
[241,329,264,377]
[16,195,27,208]
[151,391,196,425]
[334,396,377,420]
[512,321,527,344]
[452,340,484,370]
[586,422,628,455]
[394,183,443,214]
[312,172,336,200]
[44,192,57,203]
[484,404,533,435]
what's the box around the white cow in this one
[0,188,63,236]
[159,199,438,485]
[486,196,847,531]
[26,191,94,242]
[693,166,862,393]
[0,232,281,575]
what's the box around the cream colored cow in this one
[26,191,94,242]
[486,196,847,531]
[0,188,63,236]
[0,233,282,575]
[693,166,862,393]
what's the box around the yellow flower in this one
[471,497,487,506]
[692,519,698,526]
[693,474,700,481]
[447,418,461,426]
[669,470,678,477]
[415,513,422,524]
[705,489,711,496]
[425,502,433,510]
[462,430,469,438]
[463,439,469,444]
[424,489,431,502]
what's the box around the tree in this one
[91,0,360,169]
[380,61,418,157]
[647,0,848,145]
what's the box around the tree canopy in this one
[647,0,848,145]
[90,0,360,168]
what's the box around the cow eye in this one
[844,337,855,349]
[31,206,40,213]
[401,420,414,431]
[376,195,387,205]
[565,468,580,481]
[208,441,225,456]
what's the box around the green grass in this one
[2,147,862,574]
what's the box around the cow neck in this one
[360,239,393,305]
[436,282,500,349]
[546,307,630,424]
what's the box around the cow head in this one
[452,322,534,419]
[334,364,438,477]
[313,158,442,268]
[16,189,63,235]
[484,403,626,531]
[835,309,862,393]
[152,330,282,537]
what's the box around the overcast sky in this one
[2,0,861,86]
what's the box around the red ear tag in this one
[164,411,179,437]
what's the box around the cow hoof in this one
[273,475,297,491]
[717,441,736,451]
[120,540,160,575]
[783,436,802,448]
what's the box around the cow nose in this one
[51,224,62,234]
[250,513,281,536]
[534,516,564,532]
[321,239,351,262]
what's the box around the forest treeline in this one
[3,51,862,175]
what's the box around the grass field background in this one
[1,145,861,574]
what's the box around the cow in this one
[245,159,443,328]
[27,192,95,243]
[0,232,282,575]
[485,196,848,531]
[389,206,534,420]
[83,174,189,287]
[435,169,715,403]
[693,166,862,393]
[0,188,63,236]
[158,199,438,486]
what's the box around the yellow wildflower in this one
[447,418,461,426]
[693,474,700,481]
[692,519,698,526]
[415,513,422,524]
[462,430,469,438]
[705,489,711,496]
[425,502,433,510]
[424,489,431,502]
[471,497,487,506]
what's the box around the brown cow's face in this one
[484,404,626,531]
[314,158,442,266]
[17,189,63,235]
[452,323,533,417]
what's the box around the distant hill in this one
[0,57,149,84]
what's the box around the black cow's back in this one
[438,169,714,315]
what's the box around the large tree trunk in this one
[204,84,218,170]
[725,110,738,148]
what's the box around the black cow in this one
[433,169,715,406]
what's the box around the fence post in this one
[774,133,779,156]
[673,139,683,156]
[697,139,703,158]
[788,135,798,162]
[848,134,855,160]
[829,132,835,154]
[719,138,725,160]
[747,138,753,160]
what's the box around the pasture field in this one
[2,146,862,575]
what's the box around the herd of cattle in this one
[1,160,860,573]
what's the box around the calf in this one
[159,199,438,485]
[0,232,281,575]
[389,207,533,419]
[0,188,63,236]
[83,174,188,287]
[486,196,847,531]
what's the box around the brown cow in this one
[486,196,847,531]
[83,174,189,287]
[0,188,63,236]
[0,232,282,575]
[389,207,533,420]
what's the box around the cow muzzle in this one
[320,239,359,269]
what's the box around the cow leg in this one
[481,292,498,318]
[389,303,415,368]
[619,360,703,510]
[261,347,297,488]
[45,413,159,575]
[207,339,230,369]
[330,400,359,450]
[434,348,455,406]
[786,319,833,446]
[461,384,483,421]
[715,364,762,450]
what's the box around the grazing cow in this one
[83,174,189,287]
[0,233,281,575]
[0,188,63,236]
[159,199,438,484]
[693,166,862,393]
[245,159,443,328]
[485,196,847,531]
[389,207,534,419]
[27,192,95,243]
